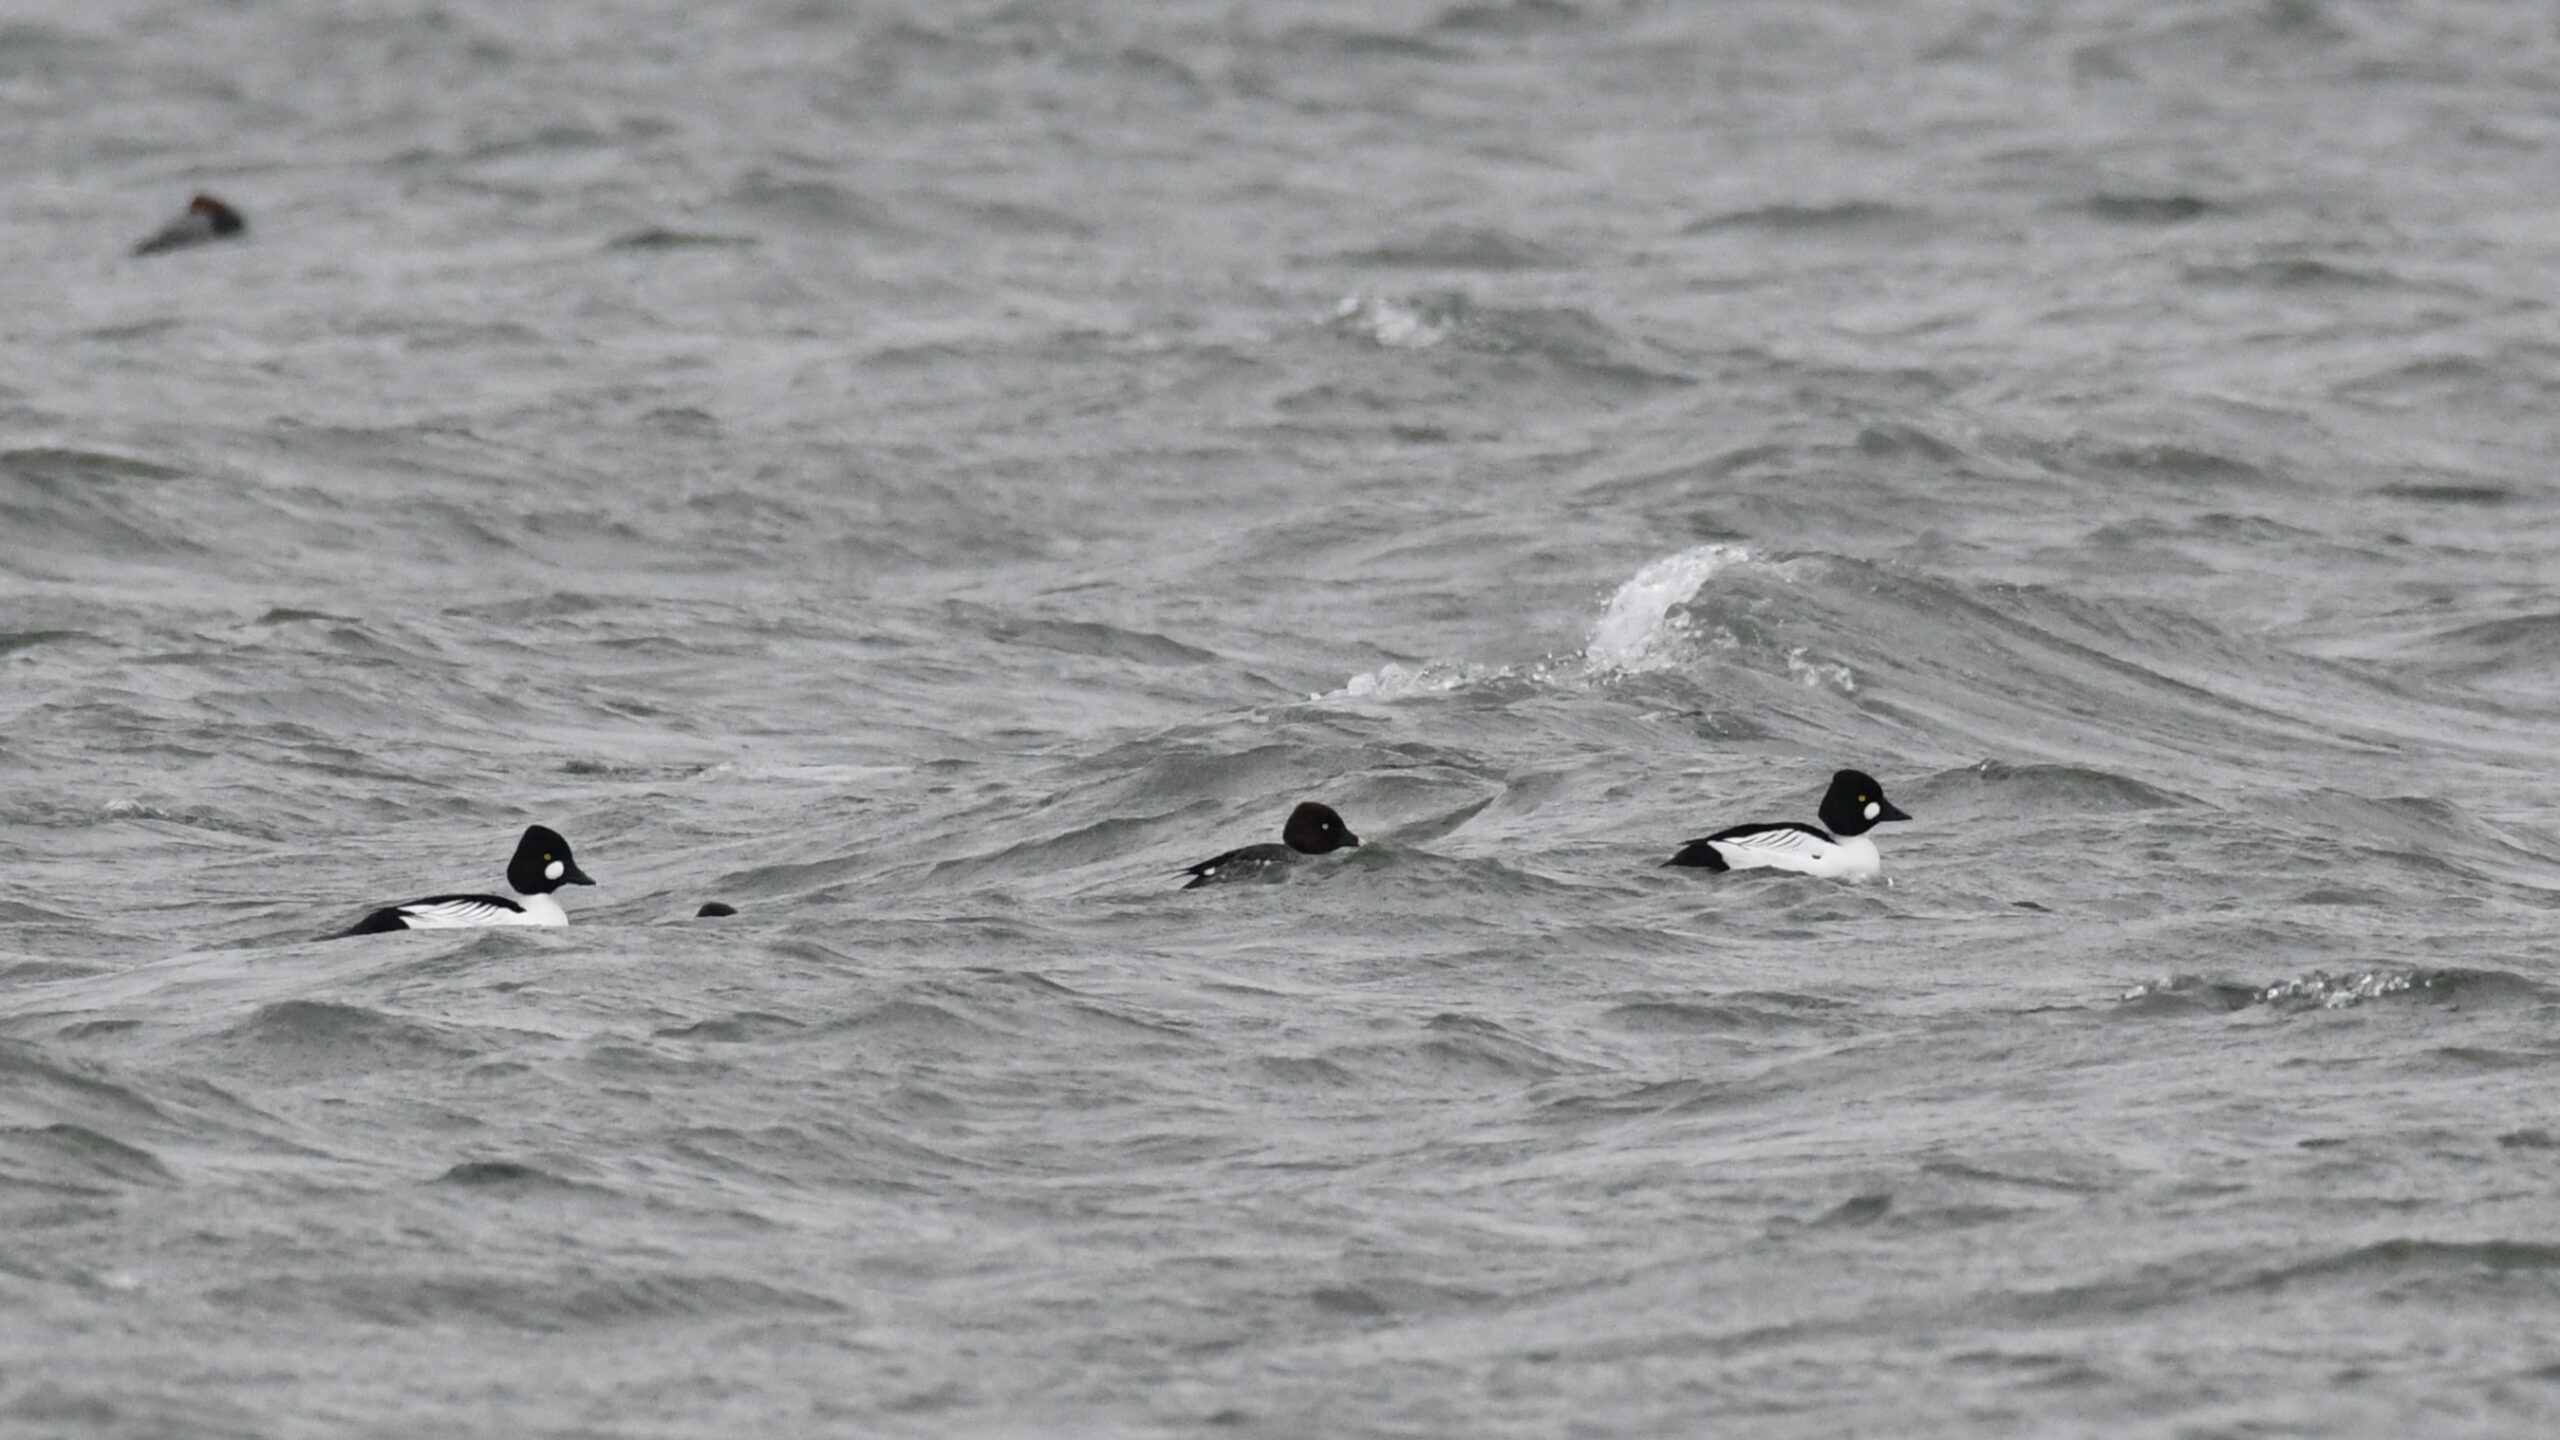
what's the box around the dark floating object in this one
[1181,801,1360,889]
[696,902,737,918]
[134,193,246,256]
[1666,769,1910,880]
[339,825,595,936]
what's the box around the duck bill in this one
[1876,800,1912,823]
[1343,833,1361,848]
[564,864,597,886]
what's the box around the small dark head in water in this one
[134,194,247,256]
[1179,801,1362,889]
[1279,801,1360,855]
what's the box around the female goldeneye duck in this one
[339,824,595,936]
[1180,801,1360,889]
[1665,769,1910,881]
[133,193,246,256]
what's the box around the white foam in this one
[1786,646,1857,692]
[1583,544,1752,675]
[1329,659,1506,700]
[1323,544,1780,701]
[2260,968,2421,1010]
[1333,294,1453,350]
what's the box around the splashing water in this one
[1328,545,1841,699]
[1332,294,1457,350]
[2121,969,2442,1011]
[2258,969,2430,1009]
[1332,659,1508,699]
[1786,647,1858,692]
[1583,544,1752,675]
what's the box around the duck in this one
[1666,770,1909,880]
[1181,801,1360,889]
[341,824,594,934]
[134,193,247,256]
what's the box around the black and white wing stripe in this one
[1667,822,1835,872]
[396,897,528,928]
[344,893,527,935]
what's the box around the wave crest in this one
[1583,544,1752,675]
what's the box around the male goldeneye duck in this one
[1180,801,1360,889]
[339,824,595,936]
[133,194,247,256]
[1665,769,1910,881]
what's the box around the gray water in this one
[7,1,2560,1434]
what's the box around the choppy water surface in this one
[7,1,2560,1434]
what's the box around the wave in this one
[1268,22,1464,63]
[1430,0,1586,38]
[0,1038,170,1125]
[433,1159,558,1188]
[1331,543,1796,697]
[2390,611,2560,692]
[0,1121,176,1194]
[2118,966,2553,1014]
[0,628,89,658]
[1320,1011,1586,1085]
[1599,990,1851,1035]
[208,999,490,1069]
[1334,226,1571,271]
[1584,544,1853,693]
[219,1267,848,1331]
[1947,760,2192,812]
[2244,1237,2560,1289]
[2077,193,2212,224]
[1336,658,1519,699]
[721,170,910,237]
[601,227,755,252]
[652,1012,807,1044]
[941,603,1221,668]
[1582,544,1752,675]
[1307,540,2560,912]
[1682,200,1918,236]
[0,446,205,573]
[1966,1235,2560,1328]
[1311,542,1901,726]
[1323,292,1692,389]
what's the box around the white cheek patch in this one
[545,860,565,881]
[1864,802,1881,821]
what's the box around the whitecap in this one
[1326,658,1510,700]
[1331,293,1457,349]
[1321,544,1771,701]
[1582,543,1753,676]
[1785,646,1857,692]
[2258,968,2421,1009]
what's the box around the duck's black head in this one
[507,824,595,895]
[1281,802,1360,855]
[190,194,245,235]
[1818,770,1909,837]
